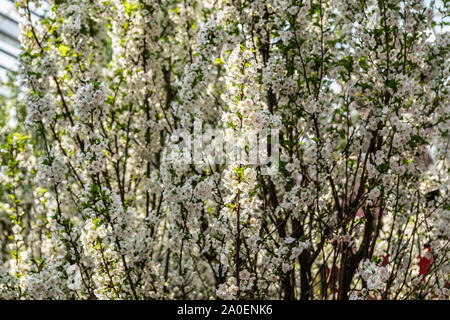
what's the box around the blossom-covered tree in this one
[0,0,448,300]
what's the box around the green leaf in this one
[124,1,139,14]
[58,45,70,57]
[214,57,225,65]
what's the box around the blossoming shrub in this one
[0,0,448,300]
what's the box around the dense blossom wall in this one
[0,0,448,300]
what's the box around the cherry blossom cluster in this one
[0,0,447,301]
